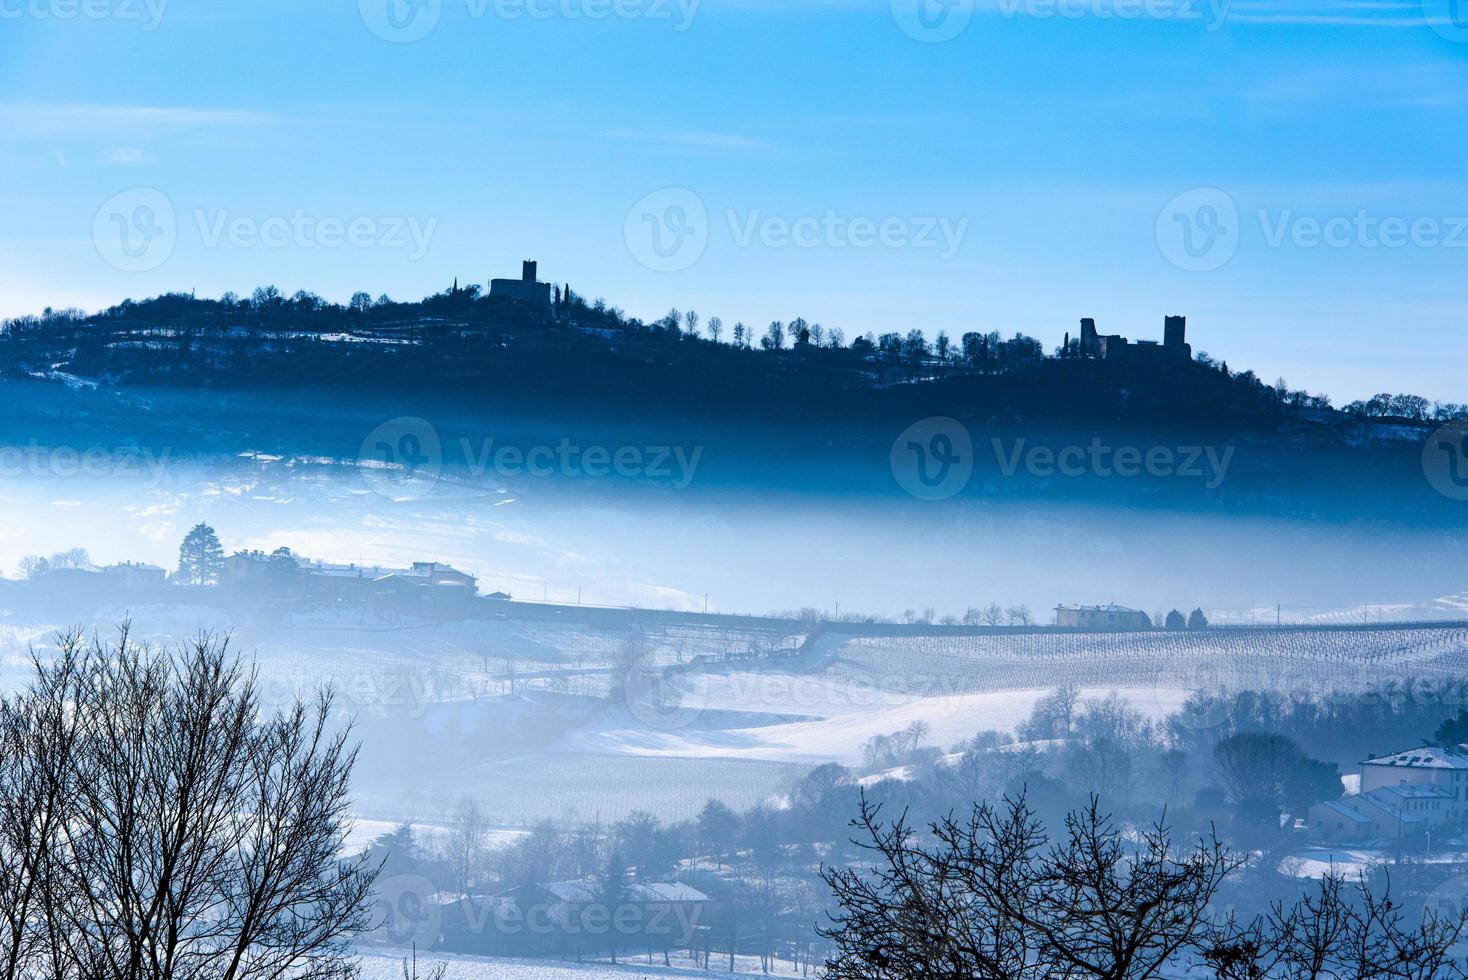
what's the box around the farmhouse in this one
[221,550,478,613]
[1309,744,1468,842]
[1360,744,1468,799]
[1307,800,1376,843]
[101,561,168,590]
[1054,603,1153,630]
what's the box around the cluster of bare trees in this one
[873,605,1035,627]
[0,627,377,980]
[14,548,91,581]
[822,793,1468,979]
[959,604,1031,627]
[860,722,936,774]
[1204,872,1468,979]
[1342,392,1468,423]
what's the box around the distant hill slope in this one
[1,288,1459,525]
[0,289,1333,432]
[6,606,1467,824]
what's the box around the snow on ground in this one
[5,601,1466,826]
[354,945,801,980]
[375,752,809,828]
[1280,847,1468,880]
[342,819,528,855]
[570,687,1193,766]
[1279,848,1381,879]
[835,627,1468,697]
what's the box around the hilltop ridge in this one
[5,276,1456,433]
[2,277,1460,528]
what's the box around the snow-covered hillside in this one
[4,609,1466,828]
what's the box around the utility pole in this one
[703,593,708,615]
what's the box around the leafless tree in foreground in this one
[0,634,86,980]
[1201,871,1468,979]
[823,792,1468,979]
[0,625,378,980]
[821,793,1238,979]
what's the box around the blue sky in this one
[2,0,1466,403]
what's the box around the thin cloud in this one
[715,0,1447,22]
[102,147,149,164]
[1225,0,1446,25]
[602,126,775,156]
[1245,62,1468,110]
[0,102,282,137]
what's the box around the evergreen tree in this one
[371,822,424,877]
[267,546,299,591]
[598,852,631,963]
[1435,710,1468,747]
[177,522,224,586]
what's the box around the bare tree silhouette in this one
[0,626,377,980]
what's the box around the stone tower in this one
[1079,317,1099,358]
[1164,315,1186,349]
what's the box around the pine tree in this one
[599,852,630,963]
[177,523,224,586]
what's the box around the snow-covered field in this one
[4,606,1467,828]
[354,945,796,980]
[832,626,1468,696]
[568,685,1193,767]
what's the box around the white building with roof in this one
[1054,603,1153,630]
[1309,744,1468,842]
[1361,745,1468,802]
